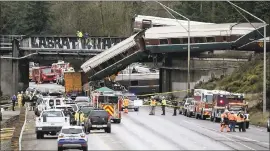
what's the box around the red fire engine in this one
[32,66,56,83]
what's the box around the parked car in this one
[186,100,196,117]
[182,98,195,116]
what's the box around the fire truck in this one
[32,66,56,83]
[91,89,122,123]
[51,61,70,76]
[210,90,231,122]
[226,94,249,128]
[194,89,214,120]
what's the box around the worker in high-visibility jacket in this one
[74,111,80,125]
[161,96,166,115]
[17,92,22,108]
[149,97,156,115]
[79,112,85,125]
[237,111,246,132]
[228,111,237,132]
[123,97,129,113]
[220,110,230,132]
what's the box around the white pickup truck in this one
[35,109,70,139]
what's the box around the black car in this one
[84,109,111,133]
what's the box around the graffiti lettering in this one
[29,37,126,50]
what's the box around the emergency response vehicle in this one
[194,89,214,120]
[226,94,249,129]
[32,66,57,83]
[210,90,231,122]
[91,87,122,123]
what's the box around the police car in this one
[57,126,88,151]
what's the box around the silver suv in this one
[183,98,195,116]
[122,93,139,112]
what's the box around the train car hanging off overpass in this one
[81,30,147,81]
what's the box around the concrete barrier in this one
[11,107,26,151]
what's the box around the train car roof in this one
[134,15,214,26]
[144,22,265,39]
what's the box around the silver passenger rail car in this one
[81,30,147,81]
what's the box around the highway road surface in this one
[22,83,269,150]
[29,82,65,92]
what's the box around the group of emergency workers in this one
[11,90,35,111]
[149,96,178,116]
[220,110,246,132]
[147,95,248,133]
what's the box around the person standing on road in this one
[149,96,156,115]
[123,97,129,114]
[172,99,178,116]
[161,96,166,115]
[17,92,22,108]
[237,111,246,132]
[220,110,230,132]
[11,94,17,111]
[228,111,237,132]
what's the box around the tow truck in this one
[35,109,70,139]
[91,88,122,123]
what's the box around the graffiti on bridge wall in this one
[29,37,126,50]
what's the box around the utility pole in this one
[227,1,267,114]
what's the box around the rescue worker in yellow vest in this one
[123,97,129,114]
[220,110,230,132]
[76,31,83,38]
[149,96,156,115]
[17,92,22,108]
[237,111,246,132]
[161,96,166,115]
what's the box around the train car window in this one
[159,39,168,45]
[142,20,152,29]
[114,54,123,61]
[206,37,215,42]
[171,38,181,44]
[130,80,138,86]
[182,38,188,44]
[194,37,205,43]
[99,62,108,69]
[107,59,115,66]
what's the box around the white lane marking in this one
[183,120,256,151]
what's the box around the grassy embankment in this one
[195,53,270,127]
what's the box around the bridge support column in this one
[159,54,172,93]
[1,39,28,96]
[1,59,13,96]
